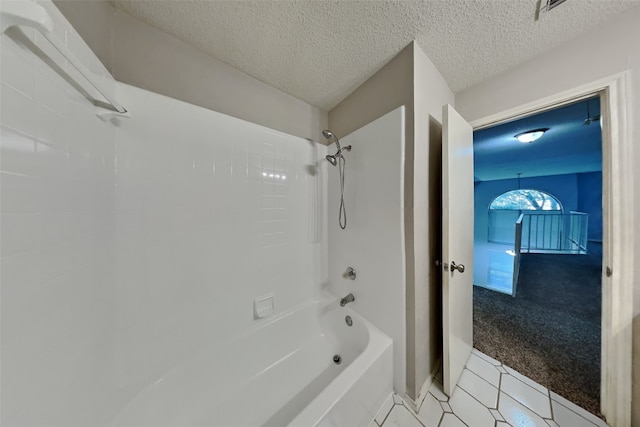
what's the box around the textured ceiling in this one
[111,0,640,110]
[473,97,602,182]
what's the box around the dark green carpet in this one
[473,253,602,417]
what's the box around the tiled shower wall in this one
[113,84,328,392]
[1,2,328,425]
[1,2,119,425]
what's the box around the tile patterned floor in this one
[370,349,608,427]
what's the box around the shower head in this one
[325,145,352,166]
[322,129,342,151]
[323,130,350,167]
[322,130,334,139]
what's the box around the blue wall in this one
[475,174,577,245]
[474,172,602,244]
[577,172,603,242]
[473,172,602,288]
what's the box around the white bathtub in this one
[110,294,393,427]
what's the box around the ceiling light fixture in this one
[514,128,548,143]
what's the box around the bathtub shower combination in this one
[0,1,398,427]
[112,295,393,427]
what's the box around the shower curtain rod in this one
[0,1,128,115]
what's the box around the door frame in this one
[468,72,633,427]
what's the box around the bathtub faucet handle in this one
[339,293,355,307]
[342,267,356,280]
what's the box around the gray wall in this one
[413,44,455,402]
[329,43,413,399]
[329,41,455,404]
[53,0,328,142]
[456,7,640,424]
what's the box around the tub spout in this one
[340,293,355,307]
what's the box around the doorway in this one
[472,96,604,416]
[465,74,633,427]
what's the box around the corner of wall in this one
[327,43,414,398]
[411,40,454,401]
[54,0,327,141]
[328,43,414,138]
[52,0,115,73]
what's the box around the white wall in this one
[53,0,328,143]
[113,83,328,393]
[1,2,119,425]
[327,106,406,396]
[455,7,640,423]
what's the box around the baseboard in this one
[404,358,442,413]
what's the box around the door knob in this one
[450,261,465,274]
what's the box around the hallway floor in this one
[371,349,608,427]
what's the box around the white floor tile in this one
[415,392,443,427]
[490,408,505,421]
[428,381,449,402]
[458,368,499,409]
[501,374,552,418]
[504,365,549,395]
[375,393,395,424]
[403,357,608,427]
[381,405,423,427]
[549,392,608,427]
[392,393,406,405]
[472,349,502,366]
[465,352,501,387]
[498,391,549,427]
[440,413,466,427]
[551,399,606,427]
[448,387,495,427]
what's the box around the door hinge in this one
[605,266,612,277]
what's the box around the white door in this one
[442,104,474,396]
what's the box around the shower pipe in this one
[323,130,351,230]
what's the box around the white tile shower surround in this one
[2,1,328,425]
[2,1,119,425]
[371,349,608,427]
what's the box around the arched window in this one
[488,189,563,245]
[489,189,562,212]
